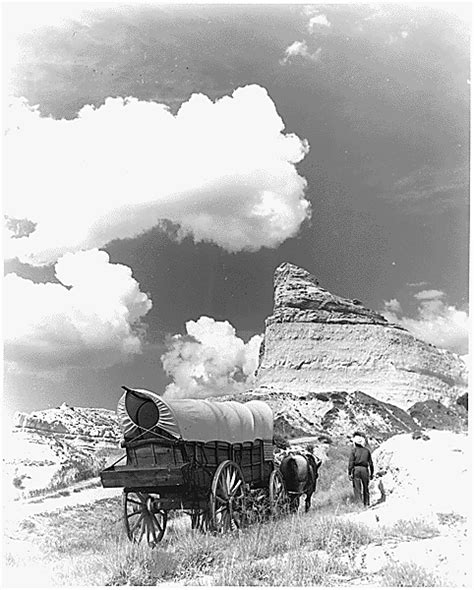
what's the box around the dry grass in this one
[2,441,446,586]
[379,561,444,586]
[4,494,445,587]
[312,440,357,512]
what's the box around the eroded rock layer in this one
[5,404,122,499]
[256,263,467,410]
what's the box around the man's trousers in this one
[352,465,370,506]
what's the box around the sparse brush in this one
[104,542,179,586]
[379,561,444,586]
[4,482,451,587]
[387,518,440,540]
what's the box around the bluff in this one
[4,404,122,498]
[255,263,467,411]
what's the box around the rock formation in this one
[13,403,121,442]
[368,430,470,516]
[408,399,468,432]
[5,404,122,499]
[255,262,467,411]
[235,389,419,444]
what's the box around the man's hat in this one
[353,434,365,446]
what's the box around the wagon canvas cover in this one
[118,387,273,443]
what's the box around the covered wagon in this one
[100,387,288,544]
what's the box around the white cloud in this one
[308,14,331,31]
[382,291,468,354]
[4,249,152,371]
[161,316,262,399]
[413,289,445,301]
[281,41,322,64]
[384,298,402,314]
[4,85,311,265]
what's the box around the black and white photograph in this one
[2,1,471,586]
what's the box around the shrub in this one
[379,561,443,586]
[12,475,26,489]
[105,543,178,586]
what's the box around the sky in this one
[3,2,470,416]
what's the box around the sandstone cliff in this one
[256,263,467,410]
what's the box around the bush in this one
[379,561,443,586]
[105,544,178,586]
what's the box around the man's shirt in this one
[348,445,374,477]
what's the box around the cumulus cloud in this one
[281,41,322,64]
[4,249,152,371]
[413,289,445,301]
[4,85,310,265]
[161,316,262,399]
[383,298,402,314]
[382,291,468,354]
[308,14,331,31]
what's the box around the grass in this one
[312,440,356,512]
[379,561,444,586]
[1,440,450,586]
[4,494,446,587]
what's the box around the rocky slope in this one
[344,430,471,587]
[232,388,419,444]
[365,429,470,516]
[4,404,122,499]
[256,262,467,410]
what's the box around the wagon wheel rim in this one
[123,491,167,546]
[210,460,246,533]
[269,469,289,516]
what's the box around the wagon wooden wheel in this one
[209,460,246,533]
[269,468,289,516]
[123,491,167,546]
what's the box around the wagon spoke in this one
[138,518,146,543]
[146,514,158,546]
[227,470,236,493]
[219,476,229,498]
[210,461,246,534]
[123,492,167,546]
[127,509,142,517]
[228,479,242,497]
[129,513,144,532]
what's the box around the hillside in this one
[4,403,122,499]
[3,430,469,587]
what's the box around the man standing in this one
[348,432,374,507]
